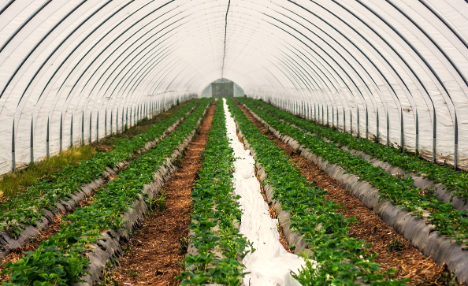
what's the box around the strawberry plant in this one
[241,98,468,202]
[1,101,210,285]
[239,98,468,245]
[0,100,203,238]
[226,98,407,285]
[178,100,251,285]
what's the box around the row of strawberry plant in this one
[177,100,251,285]
[226,98,405,285]
[0,99,203,237]
[1,101,210,285]
[240,97,468,201]
[240,99,468,245]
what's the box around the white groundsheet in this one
[223,99,306,285]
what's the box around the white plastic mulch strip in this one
[223,99,306,285]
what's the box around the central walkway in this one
[223,99,306,285]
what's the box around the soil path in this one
[236,102,442,285]
[109,103,215,285]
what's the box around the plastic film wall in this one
[0,0,467,175]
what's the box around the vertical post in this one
[322,105,324,125]
[350,109,353,135]
[327,105,329,126]
[96,112,99,143]
[365,107,369,140]
[116,109,119,134]
[314,104,316,122]
[110,110,113,135]
[336,107,339,130]
[89,112,92,145]
[433,109,436,163]
[415,110,419,154]
[376,109,379,143]
[46,117,50,159]
[70,114,74,147]
[12,120,15,172]
[343,108,346,133]
[332,106,334,127]
[400,108,404,152]
[125,107,128,131]
[82,111,85,146]
[105,109,107,137]
[30,118,34,163]
[454,115,458,170]
[60,114,63,153]
[387,111,390,146]
[357,107,360,138]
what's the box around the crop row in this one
[238,99,468,246]
[1,101,210,285]
[226,98,406,285]
[240,97,468,201]
[0,100,202,237]
[178,100,251,285]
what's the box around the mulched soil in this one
[0,191,97,282]
[107,104,216,285]
[236,102,445,285]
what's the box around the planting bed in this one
[242,98,468,210]
[178,100,250,285]
[235,100,444,285]
[106,102,216,284]
[0,101,201,269]
[0,99,201,256]
[224,99,305,285]
[0,100,210,285]
[237,98,468,284]
[226,98,409,285]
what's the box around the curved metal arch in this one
[62,3,182,101]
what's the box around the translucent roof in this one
[0,0,468,174]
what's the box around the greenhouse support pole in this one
[70,114,73,148]
[12,120,15,172]
[105,109,107,136]
[433,109,436,163]
[454,116,458,170]
[336,108,339,129]
[126,107,128,131]
[89,112,92,145]
[357,107,360,138]
[46,117,50,159]
[376,109,379,143]
[59,114,63,153]
[110,111,113,135]
[82,112,85,146]
[332,107,334,127]
[387,112,390,146]
[415,111,419,154]
[96,112,99,143]
[30,118,34,163]
[117,109,120,134]
[343,108,346,133]
[327,105,329,127]
[322,105,324,125]
[400,109,404,152]
[366,108,369,140]
[350,109,353,135]
[314,104,316,121]
[121,108,124,133]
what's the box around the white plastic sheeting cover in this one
[224,99,306,285]
[1,0,468,175]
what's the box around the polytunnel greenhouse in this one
[0,0,468,285]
